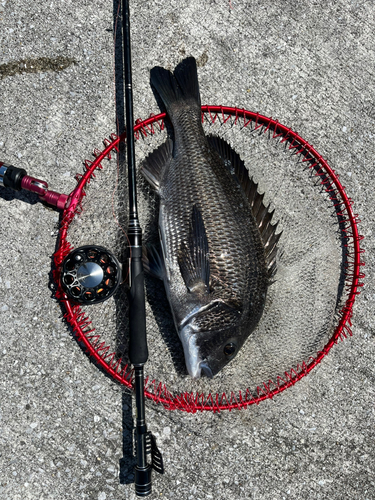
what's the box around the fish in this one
[142,57,281,378]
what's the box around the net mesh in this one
[53,108,363,412]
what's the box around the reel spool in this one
[60,245,121,304]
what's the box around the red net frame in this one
[53,106,364,412]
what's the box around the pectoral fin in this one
[143,245,166,281]
[178,205,210,293]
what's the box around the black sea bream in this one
[142,57,280,378]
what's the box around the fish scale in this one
[142,57,279,378]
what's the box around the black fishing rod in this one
[122,0,163,496]
[0,2,163,494]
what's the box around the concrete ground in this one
[0,1,374,499]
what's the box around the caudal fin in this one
[150,57,201,113]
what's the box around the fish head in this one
[178,299,246,379]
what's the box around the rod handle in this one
[128,246,148,365]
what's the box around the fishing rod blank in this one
[122,0,163,495]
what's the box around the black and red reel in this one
[60,245,121,304]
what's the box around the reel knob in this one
[60,245,121,304]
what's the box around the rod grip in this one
[128,247,148,365]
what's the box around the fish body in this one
[142,57,280,378]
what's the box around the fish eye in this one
[223,343,236,357]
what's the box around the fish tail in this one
[173,57,201,105]
[150,57,201,113]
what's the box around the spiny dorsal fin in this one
[178,205,210,293]
[207,134,282,279]
[141,138,173,192]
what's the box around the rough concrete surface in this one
[0,1,374,499]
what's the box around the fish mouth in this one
[179,324,213,379]
[199,360,213,378]
[186,358,213,379]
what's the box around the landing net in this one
[53,106,364,412]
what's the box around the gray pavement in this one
[0,1,374,499]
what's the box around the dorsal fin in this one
[178,205,210,293]
[207,134,282,279]
[141,138,173,192]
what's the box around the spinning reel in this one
[60,245,121,305]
